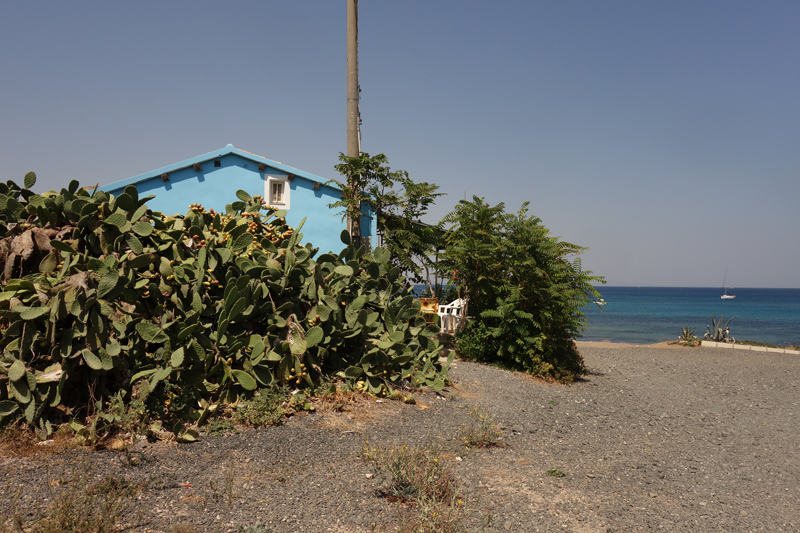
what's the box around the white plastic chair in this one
[437,298,468,334]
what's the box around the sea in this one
[581,286,800,347]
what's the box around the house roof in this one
[103,144,336,191]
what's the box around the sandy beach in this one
[575,340,692,349]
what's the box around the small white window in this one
[264,175,290,209]
[271,181,284,204]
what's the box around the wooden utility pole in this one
[346,0,361,245]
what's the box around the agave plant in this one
[704,315,734,342]
[679,326,697,342]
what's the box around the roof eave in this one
[100,144,338,192]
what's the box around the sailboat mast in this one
[721,268,736,299]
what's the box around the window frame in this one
[265,175,290,209]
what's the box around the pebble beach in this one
[2,342,798,532]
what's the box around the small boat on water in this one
[721,268,736,299]
[594,298,607,309]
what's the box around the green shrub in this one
[0,175,451,432]
[443,197,603,382]
[233,385,287,427]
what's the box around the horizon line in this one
[594,285,800,290]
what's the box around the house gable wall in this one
[102,152,361,254]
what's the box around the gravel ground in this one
[2,343,799,532]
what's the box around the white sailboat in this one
[721,268,736,299]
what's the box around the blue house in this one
[100,145,372,254]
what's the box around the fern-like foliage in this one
[328,152,444,285]
[443,197,605,382]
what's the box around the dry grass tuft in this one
[1,461,139,533]
[0,424,77,459]
[316,390,402,432]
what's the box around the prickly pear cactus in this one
[0,176,450,432]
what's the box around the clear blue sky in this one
[3,1,798,288]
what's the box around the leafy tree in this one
[440,196,604,382]
[329,152,444,286]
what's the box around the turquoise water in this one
[581,286,800,346]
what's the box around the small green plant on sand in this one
[207,461,238,512]
[205,418,238,436]
[458,408,502,448]
[233,385,288,427]
[288,391,316,412]
[363,440,456,502]
[363,439,489,533]
[679,326,700,346]
[547,468,566,478]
